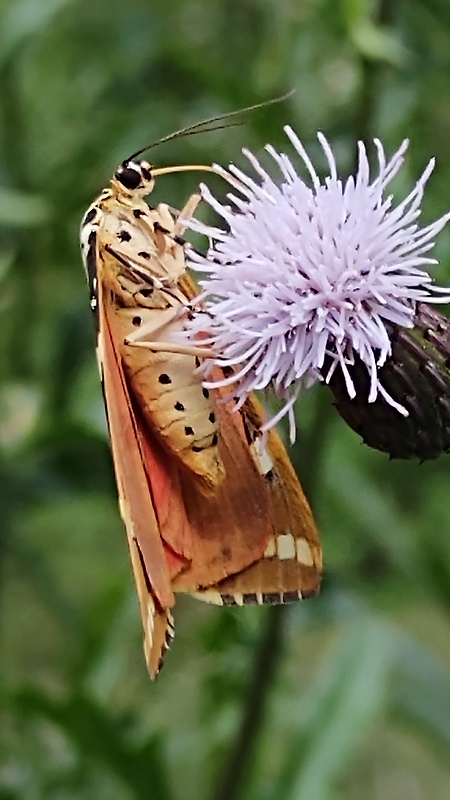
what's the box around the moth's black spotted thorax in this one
[80,184,115,296]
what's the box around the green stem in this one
[210,604,285,800]
[210,391,333,800]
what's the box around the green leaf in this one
[0,187,51,227]
[266,616,394,800]
[12,687,174,800]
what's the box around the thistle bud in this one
[327,303,450,460]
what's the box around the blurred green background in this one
[2,0,450,798]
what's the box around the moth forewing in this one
[98,289,175,676]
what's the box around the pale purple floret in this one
[182,127,450,440]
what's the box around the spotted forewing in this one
[80,156,322,678]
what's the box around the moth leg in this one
[124,307,213,358]
[124,306,181,344]
[128,341,213,356]
[122,306,213,357]
[170,192,201,236]
[105,244,170,290]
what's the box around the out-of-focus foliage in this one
[1,0,450,798]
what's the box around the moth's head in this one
[114,159,155,196]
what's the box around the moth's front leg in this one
[167,192,201,237]
[128,341,213,356]
[123,306,213,357]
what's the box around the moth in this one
[80,130,322,678]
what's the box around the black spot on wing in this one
[218,591,303,607]
[282,591,301,603]
[85,230,98,312]
[82,206,97,226]
[220,594,238,606]
[153,221,170,235]
[262,592,281,605]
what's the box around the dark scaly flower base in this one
[325,304,450,460]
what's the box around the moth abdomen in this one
[138,370,224,487]
[113,316,224,488]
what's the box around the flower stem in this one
[210,390,333,800]
[210,604,286,800]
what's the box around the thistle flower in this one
[184,128,450,441]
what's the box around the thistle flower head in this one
[184,127,450,439]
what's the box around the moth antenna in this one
[127,89,295,162]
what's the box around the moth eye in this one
[115,165,142,190]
